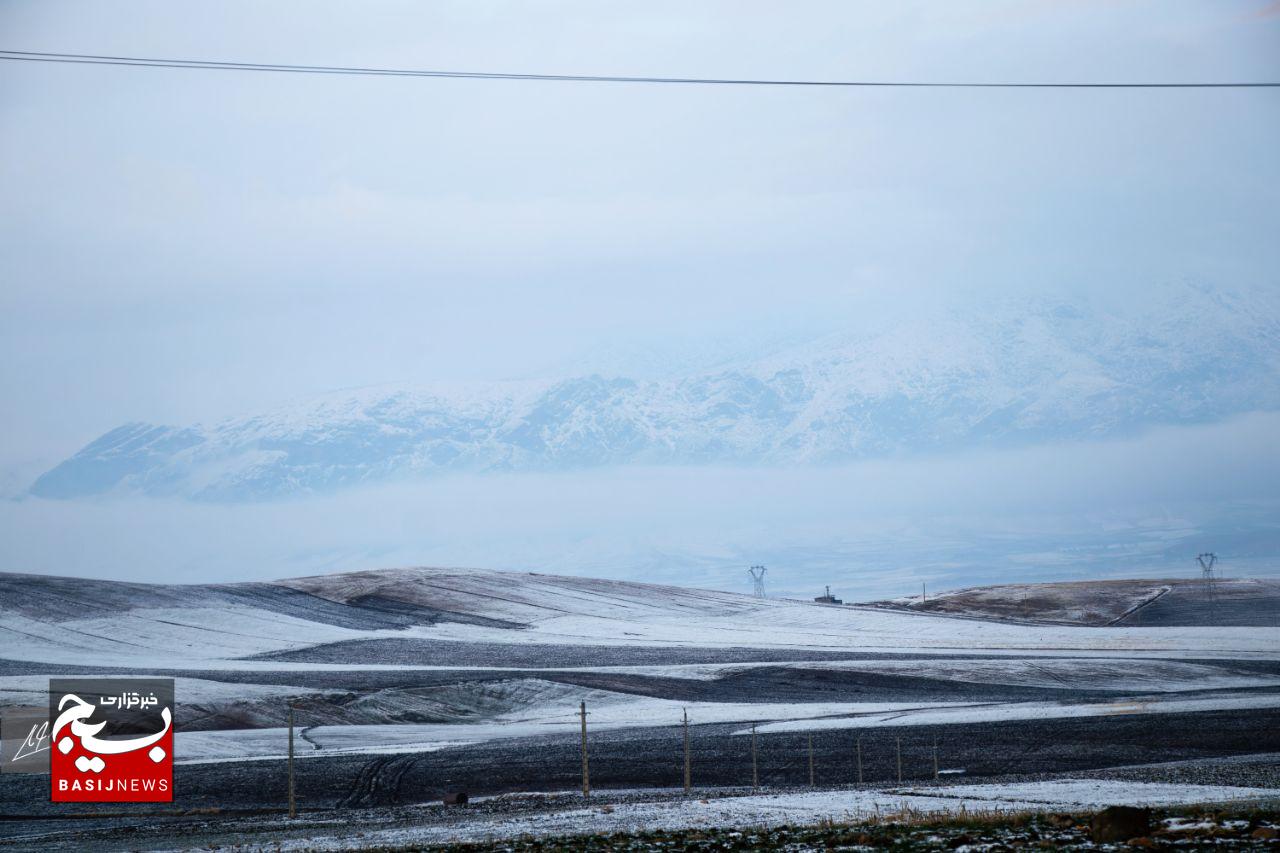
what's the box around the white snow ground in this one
[4,568,1279,773]
[5,569,1280,669]
[272,781,1280,850]
[174,698,975,764]
[173,689,1280,765]
[747,691,1280,734]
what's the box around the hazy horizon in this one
[2,1,1278,593]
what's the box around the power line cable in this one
[1,49,1277,88]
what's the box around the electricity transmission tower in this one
[748,565,767,599]
[1197,552,1218,620]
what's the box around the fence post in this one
[856,735,863,784]
[682,707,691,794]
[751,723,759,791]
[287,704,296,819]
[580,701,590,798]
[807,733,815,786]
[896,737,902,785]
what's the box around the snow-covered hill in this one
[868,578,1280,627]
[30,284,1280,501]
[4,567,1279,669]
[2,566,1279,816]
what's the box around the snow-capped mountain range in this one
[30,284,1280,502]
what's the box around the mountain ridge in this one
[30,284,1280,502]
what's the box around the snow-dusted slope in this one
[4,567,1280,783]
[3,567,1279,669]
[277,567,759,626]
[869,578,1280,627]
[29,284,1280,501]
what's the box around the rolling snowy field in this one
[2,567,1279,848]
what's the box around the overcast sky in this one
[1,3,1278,589]
[2,0,1278,474]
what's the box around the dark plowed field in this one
[3,706,1277,823]
[866,578,1280,627]
[250,639,969,667]
[1117,580,1280,627]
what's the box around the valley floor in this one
[2,568,1279,849]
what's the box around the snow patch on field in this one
[272,781,1280,849]
[898,779,1280,808]
[0,674,303,709]
[746,691,1280,734]
[175,696,973,764]
[576,657,1280,692]
[171,684,1280,764]
[785,657,1280,692]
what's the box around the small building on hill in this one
[814,585,842,605]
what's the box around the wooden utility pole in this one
[922,582,927,603]
[933,736,939,780]
[807,733,815,786]
[856,736,863,784]
[682,708,691,794]
[579,701,590,798]
[287,704,296,819]
[751,723,759,790]
[896,737,902,784]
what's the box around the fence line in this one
[281,702,950,810]
[565,709,940,793]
